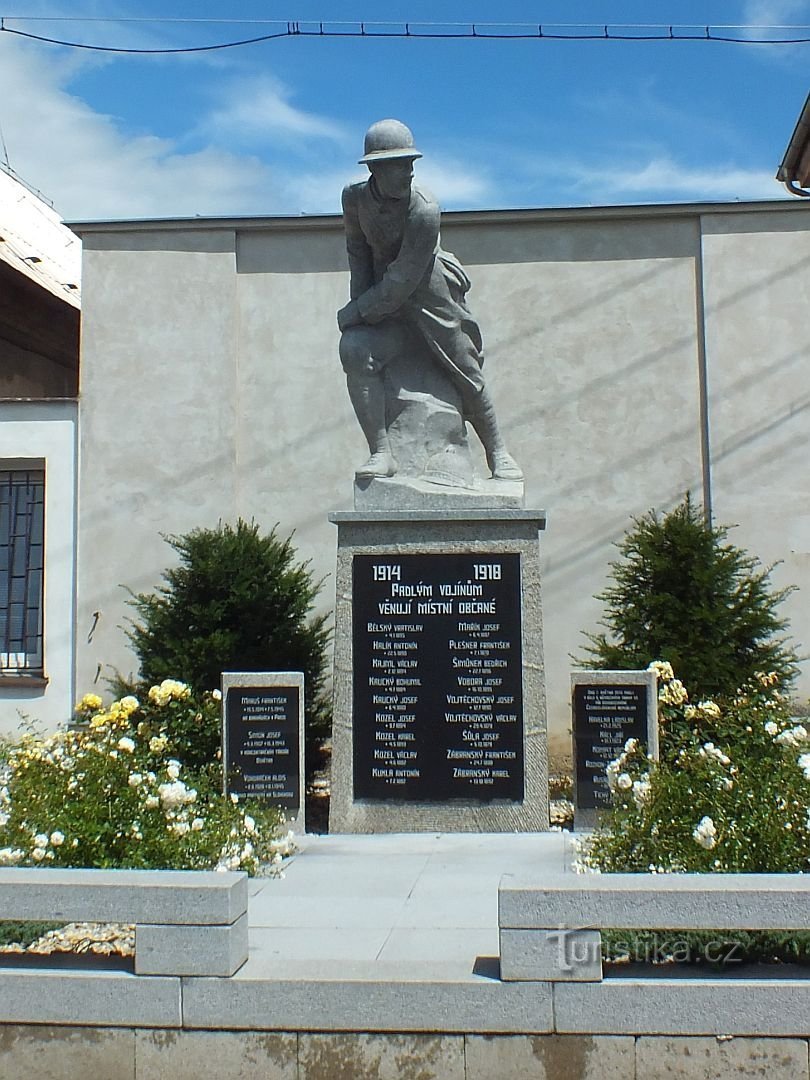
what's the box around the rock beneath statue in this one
[383,336,480,489]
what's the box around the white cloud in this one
[581,157,783,202]
[0,34,350,219]
[741,0,810,31]
[737,0,810,59]
[416,157,493,208]
[203,74,347,146]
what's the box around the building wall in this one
[74,202,810,761]
[0,402,77,736]
[701,211,810,683]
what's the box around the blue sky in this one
[0,0,808,220]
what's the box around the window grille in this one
[0,469,44,677]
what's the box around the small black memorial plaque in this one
[224,685,300,811]
[352,552,524,802]
[573,681,649,810]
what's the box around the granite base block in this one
[464,1034,635,1080]
[498,872,810,930]
[635,1036,810,1080]
[135,913,248,976]
[0,971,181,1027]
[181,978,555,1034]
[135,1030,298,1080]
[499,929,603,981]
[553,979,810,1037]
[299,1033,465,1080]
[0,867,248,925]
[0,1024,136,1080]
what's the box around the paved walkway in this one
[244,831,576,982]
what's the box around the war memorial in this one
[328,120,548,835]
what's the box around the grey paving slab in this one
[249,896,408,929]
[404,869,508,898]
[0,971,181,1027]
[0,867,247,925]
[0,1025,135,1080]
[265,853,432,894]
[232,956,496,982]
[182,976,554,1033]
[424,831,572,865]
[394,895,498,930]
[241,831,574,978]
[135,1030,298,1080]
[554,978,810,1036]
[247,927,392,965]
[376,928,498,965]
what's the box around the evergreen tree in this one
[126,521,332,752]
[579,496,798,699]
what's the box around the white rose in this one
[49,831,65,847]
[117,737,136,753]
[692,815,718,850]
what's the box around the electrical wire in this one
[1,20,810,54]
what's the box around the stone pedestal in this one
[328,509,549,833]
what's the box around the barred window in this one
[0,468,45,677]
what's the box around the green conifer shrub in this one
[579,495,798,700]
[125,521,332,757]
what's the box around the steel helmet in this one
[358,119,422,164]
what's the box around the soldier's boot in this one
[348,374,396,478]
[469,387,523,481]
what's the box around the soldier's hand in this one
[338,300,362,331]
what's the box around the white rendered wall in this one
[74,203,810,761]
[0,402,77,737]
[701,211,810,681]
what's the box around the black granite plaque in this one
[352,552,524,802]
[573,683,648,809]
[224,686,300,809]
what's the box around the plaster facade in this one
[71,201,810,760]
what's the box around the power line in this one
[1,20,810,54]
[3,17,810,29]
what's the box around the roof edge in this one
[67,197,804,236]
[777,92,810,184]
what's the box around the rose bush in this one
[0,682,293,874]
[580,663,810,875]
